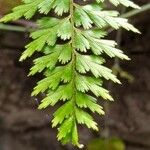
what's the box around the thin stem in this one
[69,1,82,147]
[0,23,27,32]
[70,0,77,123]
[121,3,150,18]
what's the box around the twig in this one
[121,3,150,18]
[0,23,27,32]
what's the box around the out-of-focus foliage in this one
[112,65,134,83]
[87,137,125,150]
[0,0,21,15]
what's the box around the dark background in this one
[0,0,150,149]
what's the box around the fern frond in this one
[0,0,140,147]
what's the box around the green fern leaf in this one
[0,0,140,147]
